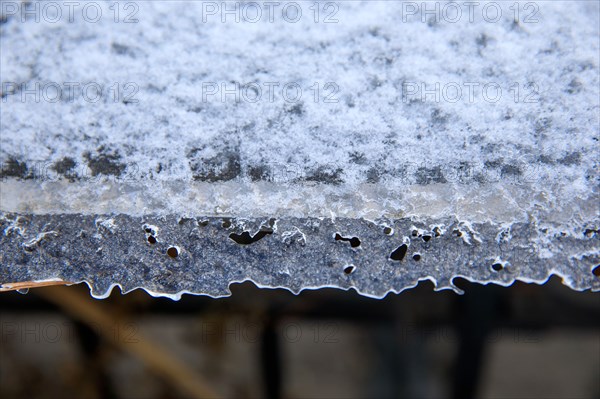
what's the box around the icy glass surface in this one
[0,1,598,297]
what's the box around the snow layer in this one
[1,1,599,222]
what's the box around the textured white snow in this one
[1,1,599,227]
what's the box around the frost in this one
[0,1,598,297]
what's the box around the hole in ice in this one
[390,244,408,261]
[383,227,393,235]
[142,224,157,235]
[147,236,157,244]
[167,247,179,258]
[422,235,432,242]
[229,229,273,245]
[593,265,600,277]
[491,263,503,272]
[334,233,361,248]
[343,265,355,275]
[411,230,419,237]
[222,219,232,228]
[412,253,421,261]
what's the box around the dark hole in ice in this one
[390,244,408,261]
[411,230,419,237]
[349,237,360,247]
[343,265,355,275]
[593,265,600,277]
[167,247,179,258]
[144,227,152,233]
[229,229,273,245]
[147,236,157,244]
[422,235,432,242]
[334,233,361,248]
[492,263,503,272]
[222,219,232,228]
[383,227,393,235]
[453,229,463,237]
[412,253,421,261]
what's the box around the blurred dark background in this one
[1,277,599,399]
